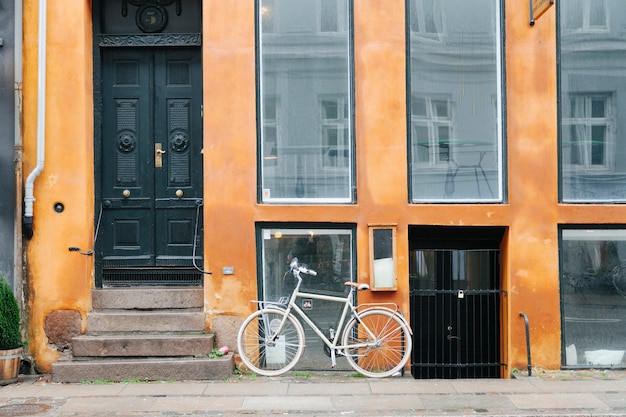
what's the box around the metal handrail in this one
[519,312,532,376]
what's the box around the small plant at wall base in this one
[0,275,21,350]
[0,274,23,385]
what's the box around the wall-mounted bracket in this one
[530,0,555,26]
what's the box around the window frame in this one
[405,0,506,203]
[256,223,357,301]
[559,225,626,369]
[369,224,398,291]
[256,0,356,204]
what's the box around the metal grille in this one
[410,288,504,378]
[102,268,202,287]
[409,248,503,379]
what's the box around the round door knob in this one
[175,189,184,198]
[122,189,131,198]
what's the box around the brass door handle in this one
[155,143,166,168]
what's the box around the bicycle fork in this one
[261,307,291,347]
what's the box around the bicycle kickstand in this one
[329,328,337,368]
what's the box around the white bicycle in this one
[237,258,412,378]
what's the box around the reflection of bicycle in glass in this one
[237,258,412,377]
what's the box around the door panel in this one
[98,47,203,283]
[154,50,203,265]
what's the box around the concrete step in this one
[92,287,204,310]
[52,287,233,384]
[51,355,235,383]
[71,333,215,357]
[87,311,205,332]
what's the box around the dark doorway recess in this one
[409,226,506,378]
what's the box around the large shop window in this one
[561,228,626,368]
[559,0,626,202]
[258,0,354,203]
[258,225,355,370]
[407,0,504,203]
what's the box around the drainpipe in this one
[23,0,47,239]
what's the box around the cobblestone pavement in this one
[1,370,626,417]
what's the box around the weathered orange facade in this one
[19,0,573,375]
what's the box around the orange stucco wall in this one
[22,1,94,372]
[22,0,569,374]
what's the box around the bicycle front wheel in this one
[237,308,305,377]
[342,308,412,378]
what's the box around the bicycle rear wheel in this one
[237,308,305,376]
[342,308,412,378]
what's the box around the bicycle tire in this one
[341,308,412,378]
[237,308,305,376]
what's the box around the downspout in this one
[23,0,47,239]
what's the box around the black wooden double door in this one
[98,48,203,286]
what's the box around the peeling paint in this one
[44,174,58,189]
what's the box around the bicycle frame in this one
[260,266,378,367]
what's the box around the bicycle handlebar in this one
[290,257,317,276]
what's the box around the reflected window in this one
[321,96,350,169]
[559,1,626,202]
[563,95,613,170]
[407,0,504,202]
[563,0,608,32]
[560,228,626,368]
[410,95,453,166]
[409,0,443,38]
[258,0,353,203]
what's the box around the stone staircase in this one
[52,287,234,383]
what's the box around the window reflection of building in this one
[262,96,280,167]
[408,0,503,202]
[410,95,453,166]
[409,0,443,38]
[320,96,349,169]
[563,94,613,170]
[259,0,353,203]
[561,229,626,368]
[563,0,608,32]
[559,1,626,201]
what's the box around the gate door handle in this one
[155,143,166,168]
[447,325,460,340]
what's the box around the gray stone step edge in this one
[71,333,216,357]
[51,355,235,383]
[92,287,204,310]
[86,311,206,332]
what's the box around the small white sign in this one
[266,335,286,364]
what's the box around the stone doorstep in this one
[51,355,235,383]
[92,287,204,310]
[86,310,206,332]
[71,333,216,357]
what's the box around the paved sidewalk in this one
[2,370,626,417]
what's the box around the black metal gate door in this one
[97,47,204,286]
[410,249,503,378]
